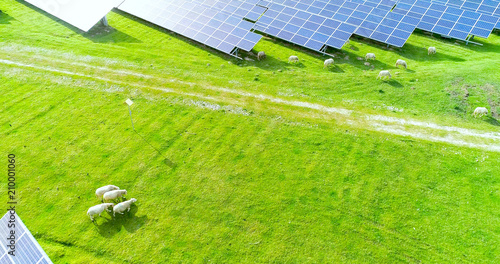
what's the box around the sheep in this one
[365,53,376,61]
[395,59,407,69]
[113,198,137,217]
[288,55,299,63]
[377,70,392,80]
[428,47,436,55]
[324,58,334,68]
[257,51,266,61]
[87,203,114,221]
[473,107,488,118]
[103,190,127,202]
[95,185,119,201]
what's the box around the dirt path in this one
[2,53,499,152]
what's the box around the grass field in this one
[2,1,500,263]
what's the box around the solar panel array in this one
[254,0,447,51]
[22,0,500,56]
[118,0,265,56]
[358,0,499,39]
[0,212,53,264]
[429,0,500,28]
[24,0,124,32]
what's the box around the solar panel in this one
[0,212,53,264]
[118,0,263,56]
[24,0,124,32]
[429,0,500,28]
[358,0,498,39]
[255,0,419,50]
[393,0,498,39]
[254,0,360,50]
[190,0,266,22]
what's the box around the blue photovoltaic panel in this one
[354,4,421,46]
[429,0,500,28]
[118,0,264,56]
[254,0,359,50]
[0,212,53,264]
[361,0,497,39]
[255,0,417,50]
[191,0,266,21]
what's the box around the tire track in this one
[1,57,500,152]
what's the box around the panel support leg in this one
[101,16,109,27]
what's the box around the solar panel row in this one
[357,0,498,39]
[392,0,498,39]
[254,0,360,50]
[118,0,264,56]
[190,0,267,21]
[429,0,500,28]
[23,0,500,57]
[0,212,53,264]
[24,0,123,32]
[255,0,421,51]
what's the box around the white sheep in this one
[395,59,407,69]
[473,107,488,118]
[95,185,119,201]
[103,190,127,202]
[428,47,436,55]
[365,53,376,61]
[324,58,334,68]
[288,55,299,63]
[87,203,114,221]
[257,51,266,61]
[377,70,392,80]
[113,198,137,217]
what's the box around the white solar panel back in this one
[24,0,124,31]
[0,212,53,264]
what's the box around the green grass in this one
[1,1,500,263]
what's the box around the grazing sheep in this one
[87,203,114,221]
[288,55,299,63]
[377,70,392,80]
[473,107,488,118]
[395,59,407,69]
[113,198,137,217]
[428,47,436,55]
[324,58,334,68]
[257,51,266,61]
[95,185,119,201]
[103,190,127,202]
[365,53,376,61]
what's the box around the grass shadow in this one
[82,23,142,43]
[94,204,148,238]
[0,10,14,24]
[393,41,466,62]
[485,117,500,126]
[14,1,140,43]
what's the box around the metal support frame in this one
[465,35,482,46]
[319,44,328,54]
[231,47,240,58]
[101,16,108,27]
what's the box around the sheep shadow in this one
[383,79,404,88]
[0,11,14,24]
[326,65,344,73]
[14,0,141,43]
[94,204,148,238]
